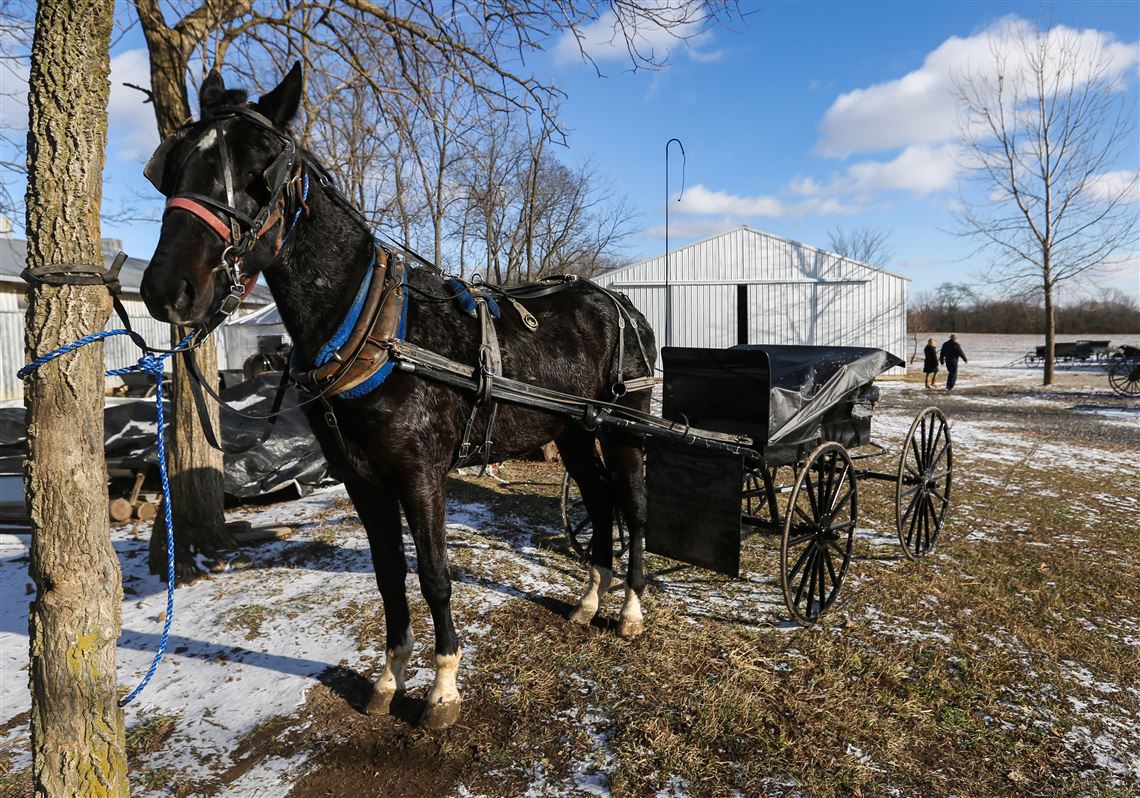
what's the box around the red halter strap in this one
[165,197,234,244]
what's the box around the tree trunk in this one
[1043,267,1055,387]
[150,327,230,583]
[24,1,129,794]
[134,0,234,581]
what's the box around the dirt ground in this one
[1,347,1137,798]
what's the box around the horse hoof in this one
[421,700,461,730]
[365,687,401,715]
[569,606,596,626]
[618,619,645,639]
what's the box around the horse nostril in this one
[173,281,193,313]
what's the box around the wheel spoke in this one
[823,546,838,588]
[900,481,923,498]
[803,470,820,520]
[829,519,856,533]
[930,442,951,471]
[926,495,942,534]
[817,552,827,611]
[910,435,925,472]
[787,530,817,548]
[925,420,944,466]
[828,469,851,513]
[787,542,813,582]
[795,548,817,607]
[905,491,921,548]
[794,502,814,526]
[805,549,819,613]
[827,538,847,558]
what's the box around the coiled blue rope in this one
[19,328,194,707]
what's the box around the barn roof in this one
[0,237,272,304]
[599,225,910,284]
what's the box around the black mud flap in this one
[645,439,744,577]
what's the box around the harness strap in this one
[456,296,501,473]
[166,197,235,243]
[183,347,292,453]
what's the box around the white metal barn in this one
[592,226,908,373]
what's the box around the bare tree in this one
[827,226,894,266]
[0,1,32,225]
[954,23,1138,384]
[24,0,129,793]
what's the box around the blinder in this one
[144,105,302,340]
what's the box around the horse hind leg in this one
[557,428,615,626]
[602,434,648,639]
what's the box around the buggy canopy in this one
[660,345,904,454]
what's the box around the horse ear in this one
[199,69,226,110]
[256,62,303,127]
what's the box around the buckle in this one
[218,286,243,317]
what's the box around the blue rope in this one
[19,328,194,707]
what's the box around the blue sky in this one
[5,1,1138,302]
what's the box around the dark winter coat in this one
[939,339,968,365]
[923,344,938,373]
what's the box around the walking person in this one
[923,338,939,389]
[940,334,968,391]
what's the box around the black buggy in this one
[562,345,953,627]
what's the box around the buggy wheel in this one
[1022,353,1037,367]
[897,407,953,558]
[1108,360,1140,397]
[780,443,857,626]
[741,465,779,532]
[560,470,628,562]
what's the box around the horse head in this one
[140,64,303,326]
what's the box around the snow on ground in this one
[1,333,1137,794]
[0,485,600,797]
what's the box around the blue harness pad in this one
[446,278,501,319]
[299,246,409,400]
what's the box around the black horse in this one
[139,65,655,729]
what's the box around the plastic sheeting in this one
[661,345,903,461]
[0,375,332,502]
[737,345,904,447]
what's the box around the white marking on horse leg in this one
[421,649,463,729]
[570,564,612,625]
[618,586,645,639]
[367,623,413,714]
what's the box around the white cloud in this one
[816,16,1139,157]
[844,144,959,194]
[107,49,160,162]
[1086,170,1140,203]
[554,1,720,67]
[674,183,868,220]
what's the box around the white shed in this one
[593,226,908,372]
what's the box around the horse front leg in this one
[343,476,414,714]
[400,469,462,730]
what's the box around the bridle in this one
[145,105,303,342]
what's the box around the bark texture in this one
[24,1,127,795]
[134,0,246,580]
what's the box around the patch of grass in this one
[133,766,175,793]
[126,711,179,757]
[221,603,270,640]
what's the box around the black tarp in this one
[0,375,332,502]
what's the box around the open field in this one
[1,334,1138,797]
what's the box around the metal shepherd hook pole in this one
[665,137,685,348]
